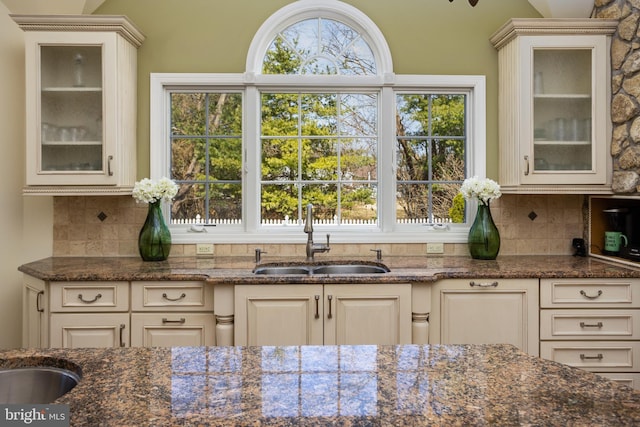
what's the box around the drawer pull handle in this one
[580,353,603,361]
[78,293,102,304]
[580,322,603,328]
[327,295,333,319]
[314,295,320,319]
[162,318,186,324]
[469,281,498,288]
[162,292,186,302]
[579,290,603,300]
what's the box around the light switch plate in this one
[426,242,444,254]
[196,243,215,255]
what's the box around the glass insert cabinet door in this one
[15,14,143,193]
[39,45,104,174]
[520,35,609,185]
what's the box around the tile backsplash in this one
[52,194,586,258]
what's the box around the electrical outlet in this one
[196,243,214,256]
[426,242,444,254]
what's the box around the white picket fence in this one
[172,217,451,225]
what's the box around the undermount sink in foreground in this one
[254,262,390,275]
[0,364,81,404]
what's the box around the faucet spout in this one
[304,203,314,234]
[304,203,330,261]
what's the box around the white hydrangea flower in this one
[132,177,179,203]
[460,176,501,205]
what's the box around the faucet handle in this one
[370,248,382,261]
[255,248,267,263]
[325,233,331,247]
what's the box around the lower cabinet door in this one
[431,279,539,356]
[50,313,129,348]
[235,285,324,346]
[130,313,215,347]
[324,284,412,345]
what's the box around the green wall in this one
[95,0,541,179]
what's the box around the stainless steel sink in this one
[311,264,389,274]
[254,263,389,275]
[0,366,80,404]
[254,266,311,275]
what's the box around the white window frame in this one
[149,0,486,245]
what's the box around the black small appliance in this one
[604,207,640,262]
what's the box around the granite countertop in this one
[18,255,640,284]
[2,344,639,426]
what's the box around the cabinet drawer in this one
[540,341,640,372]
[131,281,213,311]
[540,278,640,308]
[130,313,215,347]
[540,309,640,340]
[596,373,640,391]
[50,281,129,312]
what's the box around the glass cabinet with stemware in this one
[490,19,617,194]
[12,15,144,195]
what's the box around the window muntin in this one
[170,92,243,225]
[395,93,467,224]
[260,91,378,226]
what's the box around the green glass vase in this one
[468,203,500,260]
[138,201,171,261]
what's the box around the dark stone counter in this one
[2,344,639,426]
[17,255,640,284]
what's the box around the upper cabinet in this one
[491,19,617,194]
[12,15,144,195]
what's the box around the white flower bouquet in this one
[132,177,178,204]
[459,176,501,205]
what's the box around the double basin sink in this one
[254,261,390,275]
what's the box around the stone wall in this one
[596,0,640,193]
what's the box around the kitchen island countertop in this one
[17,254,640,284]
[2,344,639,426]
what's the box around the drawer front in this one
[540,309,640,340]
[50,281,129,312]
[540,278,639,308]
[130,313,215,347]
[596,373,640,391]
[540,341,640,372]
[131,281,213,311]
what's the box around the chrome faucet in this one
[304,203,330,261]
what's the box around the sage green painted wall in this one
[95,0,541,179]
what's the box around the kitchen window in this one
[150,0,486,244]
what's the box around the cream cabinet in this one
[234,284,412,346]
[234,284,324,346]
[430,278,539,356]
[23,278,215,348]
[11,15,144,195]
[490,19,617,194]
[130,281,215,347]
[22,275,48,348]
[48,281,130,348]
[540,278,640,390]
